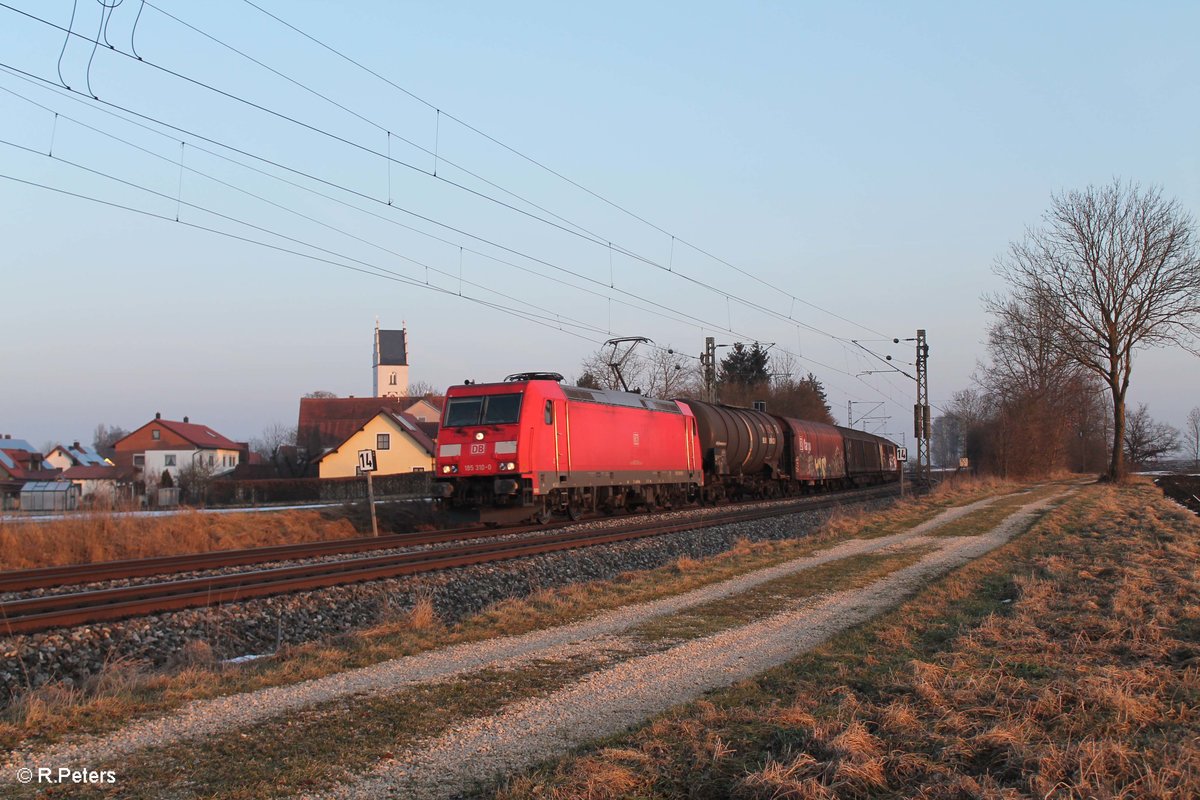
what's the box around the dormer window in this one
[152,429,160,440]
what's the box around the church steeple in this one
[373,319,409,398]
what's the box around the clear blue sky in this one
[2,0,1197,449]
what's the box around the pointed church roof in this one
[377,329,407,366]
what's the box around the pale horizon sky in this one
[2,0,1198,450]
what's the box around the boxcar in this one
[781,417,847,486]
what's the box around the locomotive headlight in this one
[506,461,516,470]
[442,465,452,474]
[474,432,485,441]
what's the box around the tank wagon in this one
[434,374,899,521]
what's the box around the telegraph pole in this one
[914,329,931,487]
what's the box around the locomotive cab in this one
[434,379,536,508]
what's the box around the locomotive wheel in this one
[567,503,582,521]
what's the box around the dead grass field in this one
[493,479,1200,800]
[0,509,359,571]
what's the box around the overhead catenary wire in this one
[238,0,890,339]
[0,63,882,379]
[3,1,887,356]
[0,8,914,417]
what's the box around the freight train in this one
[432,372,899,521]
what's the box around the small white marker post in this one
[358,449,379,537]
[897,446,908,498]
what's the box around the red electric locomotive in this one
[434,373,702,521]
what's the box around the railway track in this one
[0,486,897,636]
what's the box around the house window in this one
[133,455,145,466]
[208,454,214,466]
[377,433,390,450]
[389,372,397,386]
[165,455,176,467]
[152,429,160,440]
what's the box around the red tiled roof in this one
[155,419,244,450]
[62,465,120,480]
[298,397,427,451]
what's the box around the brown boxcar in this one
[837,426,898,484]
[781,418,847,483]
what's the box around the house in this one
[61,465,124,505]
[403,397,443,424]
[112,414,249,484]
[0,435,62,510]
[44,441,114,470]
[317,410,436,479]
[298,396,440,457]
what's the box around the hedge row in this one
[201,472,432,506]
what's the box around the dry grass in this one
[493,480,1200,800]
[0,509,358,570]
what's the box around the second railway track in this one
[0,486,897,636]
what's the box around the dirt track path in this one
[309,489,1069,799]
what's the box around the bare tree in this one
[250,422,296,462]
[93,423,130,458]
[176,459,216,505]
[406,380,439,398]
[1123,404,1180,468]
[1186,407,1200,469]
[575,342,693,398]
[996,181,1200,481]
[303,390,338,399]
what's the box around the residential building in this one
[44,441,114,470]
[0,435,60,509]
[112,414,248,484]
[317,410,436,478]
[297,396,440,457]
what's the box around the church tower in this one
[373,319,409,398]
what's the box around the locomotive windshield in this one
[445,394,523,427]
[482,394,522,424]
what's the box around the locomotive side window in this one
[483,394,523,425]
[446,397,484,427]
[545,400,553,424]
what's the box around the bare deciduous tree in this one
[92,423,130,458]
[251,422,296,462]
[1186,407,1200,469]
[575,343,694,398]
[1123,404,1180,468]
[996,181,1200,480]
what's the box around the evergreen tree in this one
[719,342,771,387]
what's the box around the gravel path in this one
[1,492,1013,781]
[311,489,1070,800]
